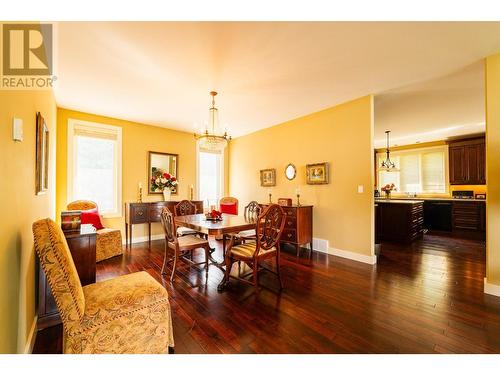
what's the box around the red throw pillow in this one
[80,208,104,230]
[220,203,238,215]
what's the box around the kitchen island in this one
[375,199,424,243]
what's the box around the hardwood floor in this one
[33,234,500,353]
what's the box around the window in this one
[68,119,122,216]
[377,146,448,194]
[197,146,224,208]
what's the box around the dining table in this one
[174,213,258,290]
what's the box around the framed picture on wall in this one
[35,112,49,195]
[148,151,179,194]
[306,162,329,185]
[260,168,276,187]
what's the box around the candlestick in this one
[296,193,301,206]
[138,183,143,203]
[189,184,194,200]
[268,193,272,203]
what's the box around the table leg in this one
[129,224,133,248]
[309,241,314,259]
[148,222,151,249]
[125,223,128,248]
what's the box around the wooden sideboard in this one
[37,231,96,330]
[261,204,313,258]
[125,201,204,247]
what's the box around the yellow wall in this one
[56,108,227,240]
[229,96,375,257]
[0,90,57,353]
[486,54,500,286]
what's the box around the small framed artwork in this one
[148,151,179,194]
[35,112,49,195]
[260,168,276,187]
[306,162,329,185]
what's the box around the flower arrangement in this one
[150,168,178,193]
[206,209,222,221]
[381,183,396,198]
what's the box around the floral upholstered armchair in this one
[67,200,123,262]
[33,218,174,354]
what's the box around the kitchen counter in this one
[375,199,424,204]
[376,197,486,203]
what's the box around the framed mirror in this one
[285,163,296,180]
[35,112,49,195]
[148,151,178,194]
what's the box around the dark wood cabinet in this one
[376,201,424,243]
[125,201,203,246]
[449,137,486,185]
[37,231,96,330]
[261,204,313,257]
[452,201,486,236]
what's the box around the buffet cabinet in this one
[125,201,203,246]
[261,204,313,257]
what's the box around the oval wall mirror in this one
[285,164,297,180]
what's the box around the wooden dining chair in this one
[238,201,262,239]
[221,204,286,291]
[160,207,211,282]
[174,200,199,237]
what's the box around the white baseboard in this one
[24,315,37,354]
[312,238,330,253]
[484,278,500,297]
[329,247,377,265]
[121,234,164,245]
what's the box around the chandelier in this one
[194,91,231,151]
[379,130,399,172]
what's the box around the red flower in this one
[171,177,176,182]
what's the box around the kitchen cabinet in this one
[423,201,452,231]
[452,201,486,233]
[449,137,486,185]
[376,200,424,243]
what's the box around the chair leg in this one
[161,241,168,275]
[222,258,233,289]
[170,249,178,282]
[204,245,209,274]
[253,261,259,291]
[276,253,283,290]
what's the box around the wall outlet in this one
[357,185,364,193]
[12,118,23,141]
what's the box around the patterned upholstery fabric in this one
[33,219,85,336]
[96,228,123,262]
[33,218,174,354]
[67,200,123,262]
[230,241,276,258]
[67,200,98,211]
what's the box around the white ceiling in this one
[374,61,485,148]
[54,22,500,138]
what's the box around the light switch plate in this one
[357,185,364,194]
[13,118,23,141]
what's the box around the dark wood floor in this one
[33,234,500,353]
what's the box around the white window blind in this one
[377,146,448,194]
[197,146,224,208]
[68,120,122,216]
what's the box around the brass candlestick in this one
[296,193,301,206]
[138,187,143,203]
[269,193,272,203]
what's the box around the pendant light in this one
[194,91,231,151]
[379,130,399,172]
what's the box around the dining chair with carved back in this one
[160,207,211,282]
[173,200,199,237]
[222,204,286,291]
[237,200,262,240]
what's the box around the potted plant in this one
[381,183,396,199]
[150,171,178,201]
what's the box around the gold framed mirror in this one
[285,163,296,180]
